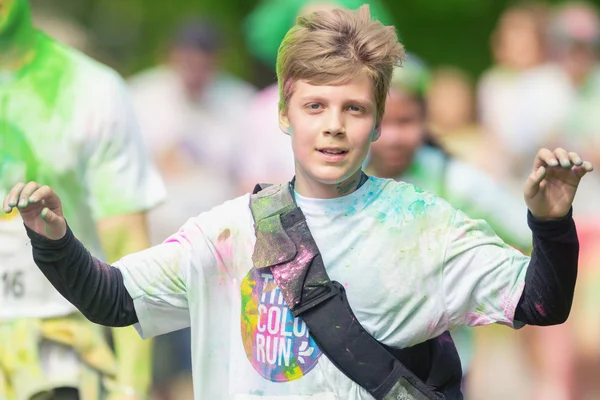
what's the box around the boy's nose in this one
[323,113,345,136]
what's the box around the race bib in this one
[0,211,75,319]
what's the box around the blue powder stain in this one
[373,211,387,223]
[408,199,426,215]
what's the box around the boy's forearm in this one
[26,224,138,326]
[514,209,579,326]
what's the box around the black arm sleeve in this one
[514,209,579,326]
[26,223,138,327]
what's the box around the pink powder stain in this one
[344,282,349,287]
[272,243,315,308]
[535,302,546,317]
[163,225,198,245]
[439,333,454,344]
[464,312,494,327]
[501,282,525,324]
[427,319,438,333]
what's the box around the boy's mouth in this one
[317,147,348,155]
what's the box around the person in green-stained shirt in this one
[0,0,166,399]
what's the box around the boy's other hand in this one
[3,182,67,240]
[524,148,593,219]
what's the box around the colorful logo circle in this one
[240,267,322,382]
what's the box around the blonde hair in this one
[276,5,404,123]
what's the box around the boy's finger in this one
[3,192,13,213]
[573,161,594,179]
[534,148,558,169]
[18,182,41,208]
[568,152,583,166]
[524,166,546,198]
[28,186,54,203]
[6,182,26,208]
[553,148,571,168]
[41,207,59,223]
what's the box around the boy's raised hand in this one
[3,182,67,240]
[524,148,594,219]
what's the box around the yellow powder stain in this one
[0,208,18,220]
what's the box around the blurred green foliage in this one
[30,0,591,85]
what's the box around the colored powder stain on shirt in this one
[240,276,256,300]
[163,267,186,294]
[534,303,546,317]
[218,228,231,242]
[3,33,76,127]
[23,35,73,116]
[282,362,304,381]
[215,229,235,285]
[408,199,427,216]
[240,278,259,347]
[463,312,494,327]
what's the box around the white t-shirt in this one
[399,146,531,252]
[0,33,165,320]
[117,177,528,399]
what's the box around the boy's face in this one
[281,71,379,195]
[369,88,424,177]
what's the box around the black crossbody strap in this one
[249,183,461,399]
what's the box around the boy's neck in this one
[294,169,365,199]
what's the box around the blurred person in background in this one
[129,17,255,188]
[236,0,392,192]
[545,3,600,397]
[548,2,600,214]
[363,56,533,396]
[0,0,165,399]
[479,5,590,398]
[128,18,247,400]
[427,66,487,167]
[478,2,574,193]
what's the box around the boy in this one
[3,5,594,399]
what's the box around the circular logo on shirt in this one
[240,267,322,382]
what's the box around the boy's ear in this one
[279,113,292,136]
[371,124,382,142]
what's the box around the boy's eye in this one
[347,105,365,113]
[307,103,322,110]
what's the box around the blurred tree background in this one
[30,0,578,87]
